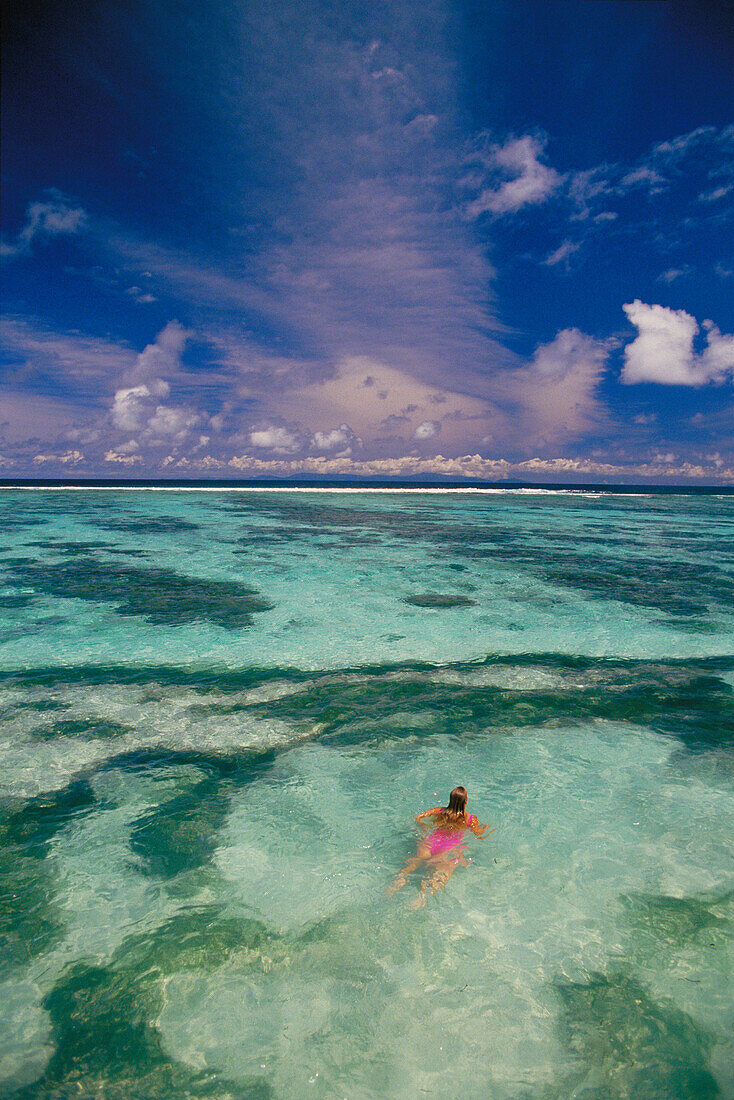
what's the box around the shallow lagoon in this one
[0,488,732,1098]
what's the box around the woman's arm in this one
[469,818,495,837]
[415,806,442,824]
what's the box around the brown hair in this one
[437,786,468,826]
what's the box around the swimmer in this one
[386,785,493,908]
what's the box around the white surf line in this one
[0,485,660,496]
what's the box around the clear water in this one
[0,488,732,1099]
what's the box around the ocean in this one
[0,486,732,1098]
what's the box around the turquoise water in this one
[0,488,732,1098]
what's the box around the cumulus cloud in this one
[32,449,83,466]
[108,322,205,451]
[465,136,561,218]
[249,425,303,454]
[144,405,202,443]
[111,385,156,432]
[104,449,143,465]
[224,451,734,484]
[621,301,734,385]
[113,438,139,454]
[1,192,87,257]
[311,424,358,453]
[122,320,189,392]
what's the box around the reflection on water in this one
[0,489,733,1098]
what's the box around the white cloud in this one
[619,166,665,191]
[126,286,157,304]
[111,385,154,432]
[108,322,204,449]
[491,328,612,445]
[144,405,202,443]
[273,355,498,454]
[656,268,691,284]
[465,136,561,218]
[122,320,188,392]
[32,450,83,466]
[224,452,734,484]
[622,300,734,385]
[698,184,733,204]
[311,424,358,453]
[414,419,440,440]
[104,449,143,465]
[249,425,303,454]
[1,193,87,258]
[113,438,139,454]
[544,240,581,267]
[566,125,734,235]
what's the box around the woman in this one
[387,786,492,908]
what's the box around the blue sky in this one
[1,0,733,482]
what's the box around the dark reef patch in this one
[100,516,201,534]
[116,903,278,974]
[554,971,719,1098]
[242,495,734,620]
[26,539,117,553]
[5,557,273,628]
[39,717,133,741]
[0,515,47,530]
[21,538,151,559]
[13,959,258,1099]
[0,780,97,972]
[404,593,476,608]
[11,901,282,1095]
[129,772,233,878]
[0,836,63,973]
[247,661,734,750]
[620,888,733,954]
[1,779,98,855]
[0,593,37,608]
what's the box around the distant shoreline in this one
[1,478,732,495]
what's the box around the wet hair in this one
[447,786,468,814]
[437,786,468,826]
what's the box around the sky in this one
[1,0,733,483]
